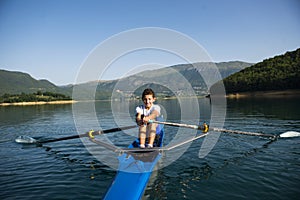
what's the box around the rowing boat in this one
[103,124,164,200]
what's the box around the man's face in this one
[143,94,155,109]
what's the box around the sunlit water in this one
[0,97,299,200]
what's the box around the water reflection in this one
[227,97,300,120]
[0,104,73,126]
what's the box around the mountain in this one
[78,61,252,99]
[0,69,71,96]
[0,61,252,98]
[211,48,300,95]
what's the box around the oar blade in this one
[279,131,300,138]
[15,136,37,144]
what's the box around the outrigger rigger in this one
[90,121,210,200]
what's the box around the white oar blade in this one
[279,131,300,138]
[15,136,37,144]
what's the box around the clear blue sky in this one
[0,0,299,85]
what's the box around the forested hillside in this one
[0,91,72,103]
[0,69,71,96]
[213,48,300,94]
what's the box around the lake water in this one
[0,97,300,200]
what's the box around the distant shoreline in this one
[0,100,77,106]
[226,89,300,98]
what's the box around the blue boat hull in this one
[103,127,164,200]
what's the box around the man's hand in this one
[136,114,145,126]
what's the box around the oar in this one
[15,125,137,144]
[148,120,300,139]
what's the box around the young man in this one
[135,88,161,148]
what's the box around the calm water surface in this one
[0,97,299,200]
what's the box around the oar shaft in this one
[101,125,137,134]
[40,125,137,144]
[39,133,86,143]
[212,128,276,138]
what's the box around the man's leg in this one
[139,125,147,148]
[147,123,157,147]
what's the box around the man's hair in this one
[142,88,156,99]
